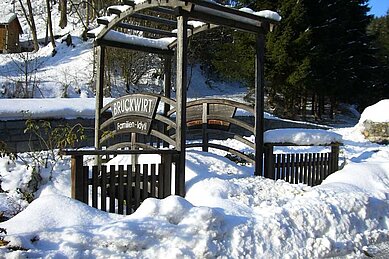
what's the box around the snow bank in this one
[264,128,343,145]
[359,99,389,123]
[0,98,102,120]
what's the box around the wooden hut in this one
[0,13,23,53]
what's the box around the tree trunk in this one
[59,0,68,29]
[19,0,39,51]
[330,96,336,120]
[46,0,56,50]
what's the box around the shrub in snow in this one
[358,100,389,144]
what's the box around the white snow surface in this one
[359,99,389,123]
[103,31,176,50]
[0,13,17,24]
[264,128,343,145]
[0,121,389,257]
[255,10,282,22]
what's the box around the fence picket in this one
[101,165,107,212]
[126,165,133,215]
[285,154,290,182]
[118,165,124,214]
[92,166,99,208]
[307,153,312,186]
[134,164,141,208]
[150,164,156,197]
[109,165,116,213]
[142,164,149,200]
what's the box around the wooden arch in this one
[88,0,279,194]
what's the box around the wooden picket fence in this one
[63,149,181,215]
[264,143,340,186]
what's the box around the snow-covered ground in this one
[0,101,388,258]
[1,1,389,257]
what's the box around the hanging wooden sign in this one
[109,94,160,134]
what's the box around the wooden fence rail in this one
[63,149,181,215]
[264,143,340,186]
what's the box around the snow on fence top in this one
[359,99,389,123]
[264,128,343,145]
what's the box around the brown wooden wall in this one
[0,19,21,53]
[0,27,6,51]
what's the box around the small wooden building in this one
[0,13,23,53]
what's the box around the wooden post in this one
[331,144,339,172]
[94,45,105,165]
[162,153,172,197]
[254,34,265,176]
[202,102,208,152]
[71,155,84,202]
[163,56,172,148]
[175,13,188,197]
[264,144,275,179]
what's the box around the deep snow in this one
[0,101,388,258]
[0,0,388,257]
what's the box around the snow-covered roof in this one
[0,13,17,25]
[88,0,280,52]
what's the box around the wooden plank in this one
[134,164,141,208]
[323,153,329,179]
[303,154,308,185]
[264,144,273,179]
[299,154,305,184]
[307,153,312,186]
[116,22,177,37]
[142,164,149,200]
[118,165,124,214]
[328,152,333,175]
[131,13,177,27]
[126,165,133,215]
[162,153,172,197]
[83,166,89,204]
[97,38,174,56]
[275,154,281,180]
[71,155,84,201]
[285,154,290,183]
[92,166,99,208]
[101,165,107,212]
[109,165,116,213]
[150,164,157,197]
[319,153,324,185]
[313,153,320,186]
[163,57,172,148]
[290,154,296,184]
[158,163,164,198]
[280,154,286,180]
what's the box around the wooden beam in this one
[163,56,172,148]
[116,22,176,37]
[96,38,174,56]
[175,14,188,197]
[189,10,264,33]
[94,45,105,153]
[132,13,177,27]
[254,34,265,176]
[151,7,176,15]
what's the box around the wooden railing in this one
[63,149,181,215]
[264,143,340,186]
